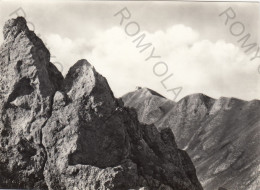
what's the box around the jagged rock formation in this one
[0,17,63,188]
[123,88,260,190]
[0,17,203,190]
[42,60,203,190]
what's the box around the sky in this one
[0,0,259,101]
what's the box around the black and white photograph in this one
[0,0,259,190]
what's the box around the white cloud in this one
[44,24,260,101]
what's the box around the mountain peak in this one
[180,93,215,109]
[0,17,63,188]
[184,93,214,101]
[73,59,92,68]
[3,17,28,40]
[136,87,166,98]
[62,59,116,104]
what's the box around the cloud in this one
[44,24,259,101]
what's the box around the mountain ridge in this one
[123,88,260,190]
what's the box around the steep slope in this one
[123,90,260,190]
[0,17,63,189]
[0,17,203,190]
[156,93,216,149]
[186,97,260,190]
[122,87,175,125]
[42,60,203,190]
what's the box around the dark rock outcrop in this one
[123,89,260,190]
[42,60,203,190]
[0,17,203,190]
[0,17,63,189]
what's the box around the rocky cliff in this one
[0,17,63,189]
[0,17,203,190]
[122,88,260,190]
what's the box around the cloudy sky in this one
[0,0,259,101]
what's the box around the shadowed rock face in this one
[123,89,260,190]
[0,17,203,190]
[42,60,203,190]
[0,17,63,189]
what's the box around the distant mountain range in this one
[123,87,260,190]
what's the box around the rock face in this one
[0,17,203,190]
[0,17,63,189]
[42,60,203,190]
[123,89,260,190]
